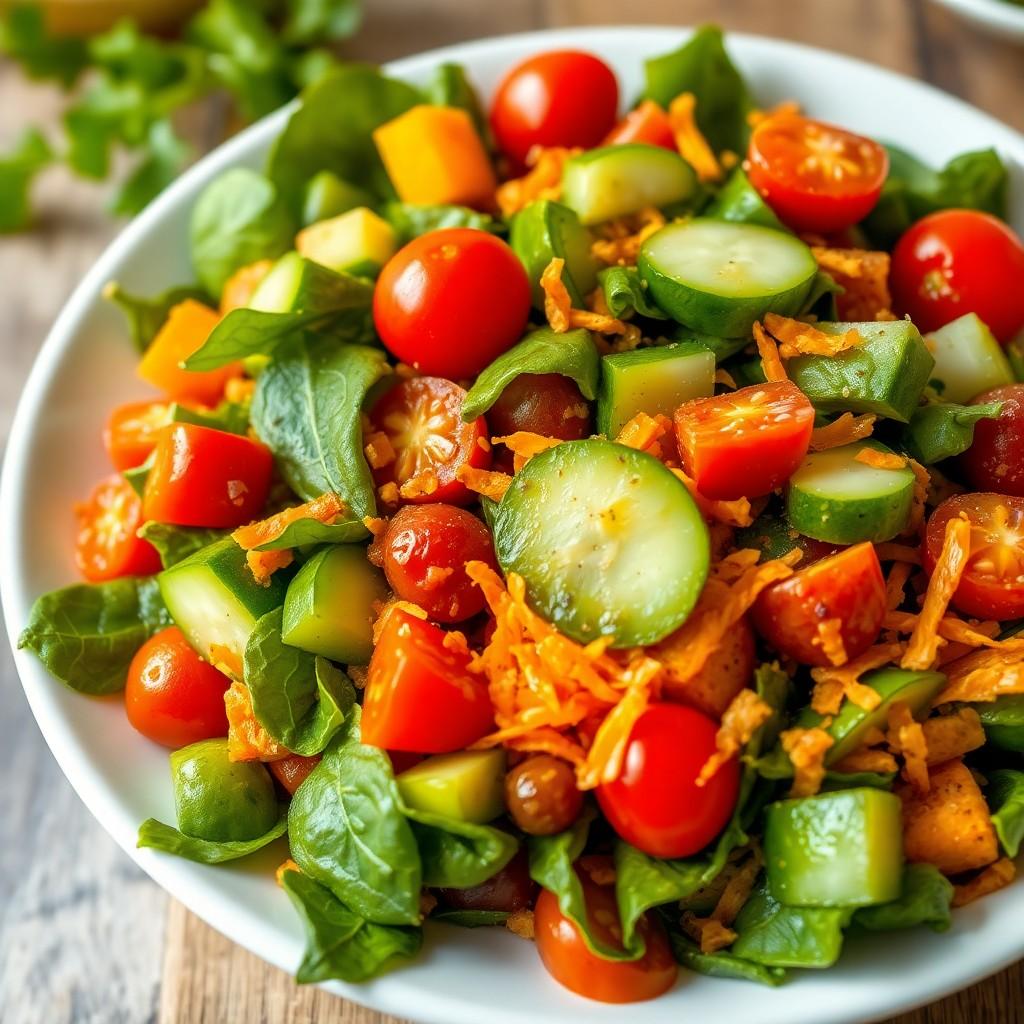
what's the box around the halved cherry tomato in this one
[75,474,161,581]
[489,50,619,171]
[674,381,815,500]
[104,399,176,471]
[534,859,677,1004]
[925,493,1024,620]
[142,423,273,528]
[596,702,739,860]
[369,376,491,506]
[603,99,675,150]
[125,626,231,748]
[373,229,531,380]
[382,504,497,622]
[890,210,1024,343]
[960,385,1024,495]
[752,542,886,666]
[269,754,322,795]
[362,608,494,752]
[746,115,888,234]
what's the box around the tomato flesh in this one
[75,474,161,581]
[674,381,815,500]
[603,99,675,150]
[959,385,1024,496]
[269,754,322,795]
[362,609,494,753]
[104,399,176,472]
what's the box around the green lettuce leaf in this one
[598,266,669,320]
[852,864,953,933]
[0,5,88,85]
[103,280,210,353]
[667,930,787,986]
[423,61,490,141]
[283,0,363,46]
[137,812,287,864]
[138,523,226,568]
[383,201,502,243]
[110,119,191,216]
[902,400,1004,465]
[987,769,1024,858]
[0,128,53,232]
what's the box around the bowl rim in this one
[931,0,1024,33]
[3,23,1024,1024]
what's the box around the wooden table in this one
[1,2,1021,1022]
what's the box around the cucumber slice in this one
[787,320,935,423]
[396,749,506,824]
[786,440,916,544]
[302,171,374,226]
[296,207,398,276]
[493,438,709,647]
[927,313,1014,403]
[159,538,287,674]
[510,199,598,308]
[597,342,714,436]
[561,143,697,226]
[704,167,785,230]
[638,219,817,337]
[249,252,365,314]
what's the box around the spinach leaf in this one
[288,708,422,925]
[974,694,1024,752]
[704,167,784,230]
[171,399,251,436]
[852,864,953,933]
[281,868,421,983]
[0,5,88,85]
[251,337,388,516]
[244,608,356,755]
[461,327,599,421]
[19,576,169,694]
[598,267,668,320]
[987,769,1024,858]
[190,167,295,295]
[110,118,191,217]
[902,400,1004,465]
[250,514,368,550]
[383,201,502,244]
[103,281,210,353]
[423,62,490,141]
[643,25,754,155]
[801,270,842,322]
[666,930,786,986]
[138,522,226,568]
[137,812,287,864]
[431,909,510,928]
[0,128,53,232]
[283,0,363,46]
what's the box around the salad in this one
[18,24,1024,1005]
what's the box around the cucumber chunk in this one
[638,219,817,337]
[561,144,697,226]
[396,749,506,824]
[159,538,287,675]
[302,171,374,226]
[787,320,935,423]
[786,440,916,544]
[296,207,398,276]
[493,438,709,647]
[704,167,785,230]
[765,788,904,908]
[249,252,363,314]
[282,545,388,665]
[926,313,1014,403]
[597,342,715,436]
[510,199,598,308]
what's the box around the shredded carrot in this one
[495,145,579,217]
[855,448,908,471]
[934,647,1024,705]
[420,889,439,917]
[505,908,536,940]
[275,859,301,887]
[710,846,763,926]
[747,100,801,127]
[364,431,396,470]
[885,610,1022,654]
[710,548,764,582]
[885,560,914,612]
[615,412,674,461]
[667,93,722,182]
[377,481,400,507]
[715,367,737,389]
[422,566,454,592]
[752,321,788,382]
[541,257,640,343]
[907,459,931,535]
[590,207,666,266]
[764,312,860,358]
[813,618,848,667]
[492,431,564,472]
[832,746,899,775]
[809,412,876,451]
[681,914,737,954]
[232,492,348,550]
[372,597,428,645]
[922,707,986,765]
[441,630,471,658]
[697,689,773,786]
[362,515,387,537]
[399,468,439,500]
[246,548,293,586]
[671,467,754,528]
[209,642,243,680]
[456,465,512,501]
[781,726,834,797]
[887,701,930,793]
[809,642,900,716]
[225,680,286,762]
[952,858,1016,907]
[811,247,894,321]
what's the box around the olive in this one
[439,847,536,913]
[504,754,583,835]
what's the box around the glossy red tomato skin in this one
[125,626,231,748]
[269,754,322,795]
[603,99,675,150]
[925,493,1024,620]
[104,399,176,472]
[373,229,531,380]
[534,866,677,1004]
[141,423,273,529]
[752,542,886,666]
[490,50,619,170]
[959,385,1024,496]
[75,474,162,581]
[746,115,888,233]
[362,609,495,753]
[382,504,497,622]
[369,376,491,506]
[890,210,1024,343]
[596,702,740,860]
[674,381,816,500]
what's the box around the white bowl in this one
[3,25,1023,1024]
[931,0,1024,42]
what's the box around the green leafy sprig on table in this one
[0,0,362,231]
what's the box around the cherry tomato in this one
[104,400,176,472]
[362,608,494,753]
[269,754,322,795]
[925,493,1024,620]
[534,861,677,1004]
[890,210,1024,343]
[752,542,886,666]
[597,702,739,860]
[75,474,161,582]
[382,504,497,622]
[141,423,273,528]
[125,626,231,748]
[489,50,619,170]
[388,750,426,774]
[959,385,1024,495]
[603,99,675,150]
[369,377,491,506]
[439,847,536,913]
[373,229,531,379]
[674,381,815,500]
[746,115,888,233]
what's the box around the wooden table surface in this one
[1,2,1022,1022]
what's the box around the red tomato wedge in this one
[142,423,273,528]
[75,474,161,581]
[604,99,675,150]
[362,609,494,753]
[746,115,888,234]
[674,381,815,500]
[925,493,1024,621]
[752,542,886,666]
[104,399,177,472]
[269,754,322,795]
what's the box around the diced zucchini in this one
[281,545,388,665]
[927,313,1013,403]
[561,143,697,226]
[638,219,817,337]
[302,171,374,226]
[493,438,709,648]
[510,199,598,308]
[396,749,506,824]
[248,251,366,314]
[786,440,916,544]
[764,788,904,907]
[704,167,785,230]
[975,694,1024,752]
[295,207,398,276]
[787,320,935,422]
[159,538,287,675]
[597,342,715,436]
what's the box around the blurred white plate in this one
[932,0,1024,41]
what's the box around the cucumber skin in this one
[704,167,785,231]
[786,474,913,545]
[510,199,597,309]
